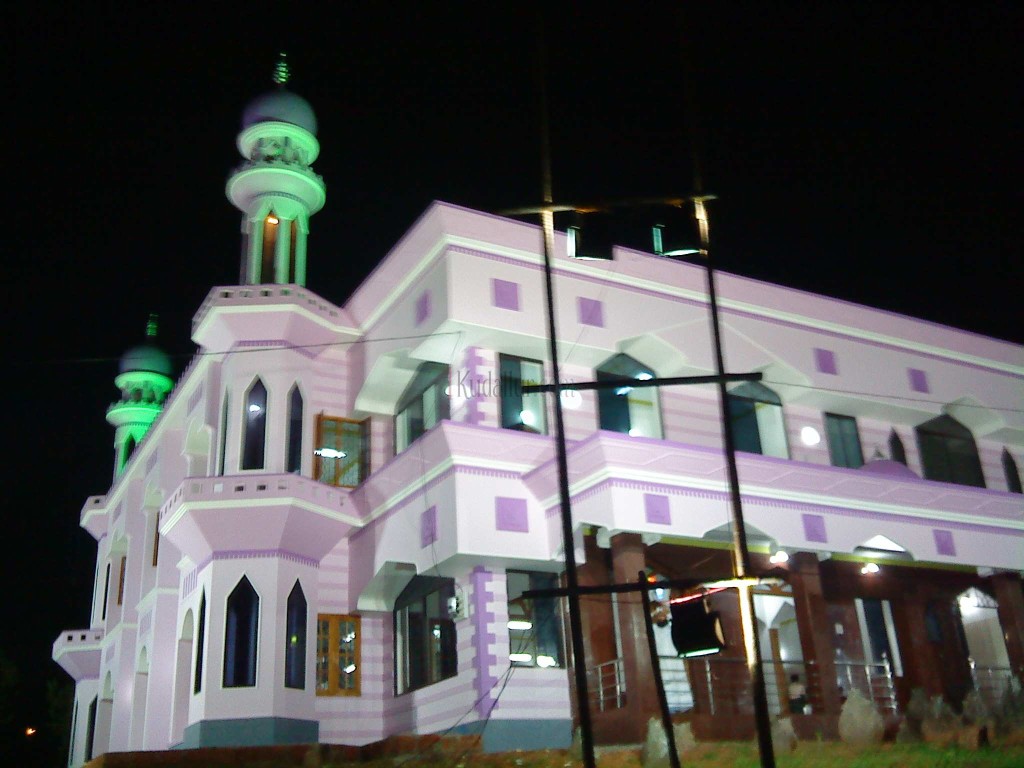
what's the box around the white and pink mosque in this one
[53,63,1023,765]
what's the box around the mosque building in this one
[53,64,1024,765]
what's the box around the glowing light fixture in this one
[248,403,262,414]
[510,653,533,663]
[800,426,821,446]
[536,655,557,668]
[315,447,347,459]
[267,215,279,225]
[861,562,880,575]
[628,427,642,437]
[635,372,653,381]
[769,550,790,564]
[520,410,537,427]
[343,664,356,674]
[507,620,533,631]
[25,727,36,737]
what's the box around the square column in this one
[992,572,1024,679]
[789,553,843,717]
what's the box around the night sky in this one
[7,3,1022,757]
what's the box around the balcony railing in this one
[588,658,625,712]
[970,660,1015,711]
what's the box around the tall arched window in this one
[285,581,307,689]
[1003,449,1022,494]
[121,435,137,472]
[915,415,984,487]
[223,576,259,687]
[889,429,907,465]
[193,591,206,694]
[217,390,229,476]
[286,385,304,474]
[242,379,268,470]
[727,382,789,458]
[395,363,450,453]
[596,354,662,438]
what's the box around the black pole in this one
[536,15,596,768]
[639,571,682,768]
[697,200,776,767]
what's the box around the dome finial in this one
[272,52,290,86]
[146,313,159,339]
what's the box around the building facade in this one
[53,80,1024,765]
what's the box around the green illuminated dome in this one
[242,89,318,135]
[119,343,173,376]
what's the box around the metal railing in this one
[970,660,1015,710]
[835,653,898,715]
[588,658,625,711]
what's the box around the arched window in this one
[121,435,137,472]
[194,591,206,694]
[395,363,450,453]
[915,415,984,487]
[285,580,307,689]
[727,382,789,458]
[286,385,304,474]
[218,393,230,479]
[223,576,259,687]
[242,379,268,470]
[1003,449,1022,494]
[888,430,907,465]
[596,354,662,438]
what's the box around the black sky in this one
[6,2,1022,753]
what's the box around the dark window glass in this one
[595,354,661,438]
[1003,449,1022,494]
[217,390,229,476]
[916,415,984,487]
[825,413,864,468]
[507,571,564,668]
[85,696,98,762]
[395,363,449,452]
[242,379,268,470]
[726,382,788,458]
[394,576,457,693]
[101,563,111,621]
[286,385,304,473]
[285,581,307,689]
[862,598,893,663]
[499,356,546,433]
[122,435,136,472]
[194,592,206,693]
[889,430,907,465]
[223,576,259,687]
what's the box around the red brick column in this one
[609,532,660,742]
[992,572,1024,680]
[789,553,843,716]
[896,585,945,698]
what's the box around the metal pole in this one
[697,199,776,767]
[536,15,596,768]
[639,571,682,768]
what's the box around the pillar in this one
[992,572,1024,679]
[274,217,292,283]
[247,217,264,283]
[896,584,945,698]
[609,533,659,742]
[789,553,843,716]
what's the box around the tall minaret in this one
[227,54,326,286]
[106,314,174,477]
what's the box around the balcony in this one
[52,628,104,681]
[159,473,360,563]
[79,495,108,540]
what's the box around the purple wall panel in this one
[495,496,529,532]
[643,493,671,525]
[420,506,437,548]
[908,368,930,393]
[492,279,520,311]
[471,566,499,718]
[802,513,828,543]
[814,347,838,375]
[577,297,605,327]
[933,529,956,556]
[415,290,431,326]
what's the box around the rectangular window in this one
[395,364,450,453]
[394,577,457,694]
[116,557,127,606]
[314,416,369,487]
[855,597,903,676]
[151,517,160,567]
[507,571,564,668]
[499,356,547,434]
[825,413,864,468]
[316,614,360,696]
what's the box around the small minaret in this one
[227,53,326,286]
[106,314,174,477]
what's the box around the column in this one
[896,584,944,698]
[992,572,1024,679]
[274,217,292,283]
[294,223,308,286]
[247,216,264,284]
[609,532,659,742]
[789,553,842,716]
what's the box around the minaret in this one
[227,53,326,286]
[106,314,174,477]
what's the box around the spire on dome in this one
[146,313,159,339]
[273,52,290,86]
